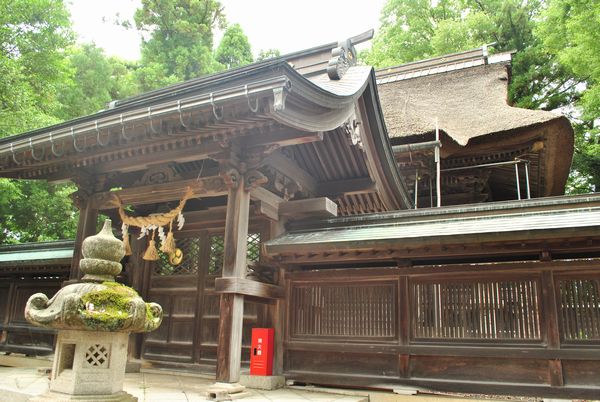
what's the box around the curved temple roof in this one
[0,33,412,212]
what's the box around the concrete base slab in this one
[205,382,247,401]
[125,360,141,373]
[29,390,137,401]
[0,354,52,369]
[392,387,419,395]
[239,374,285,390]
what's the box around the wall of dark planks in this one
[283,264,600,398]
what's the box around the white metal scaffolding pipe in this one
[435,119,441,208]
[515,162,521,200]
[524,161,531,199]
[414,167,419,209]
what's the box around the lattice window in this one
[208,233,261,274]
[154,237,201,275]
[208,235,224,274]
[290,282,397,339]
[558,278,600,341]
[413,279,541,340]
[247,232,261,262]
[84,344,109,368]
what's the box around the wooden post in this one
[541,270,564,387]
[216,169,251,383]
[269,219,287,376]
[68,186,98,282]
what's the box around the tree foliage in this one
[0,0,73,136]
[134,0,226,90]
[214,23,253,69]
[0,180,78,243]
[57,44,138,120]
[0,0,79,244]
[257,48,281,62]
[539,0,600,193]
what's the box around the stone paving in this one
[0,367,367,402]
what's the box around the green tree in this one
[538,0,600,192]
[364,0,540,67]
[0,0,73,136]
[134,0,226,90]
[0,180,78,243]
[214,23,253,69]
[257,48,281,61]
[57,44,139,120]
[0,0,79,244]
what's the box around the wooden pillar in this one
[68,186,98,282]
[541,270,564,387]
[269,219,287,376]
[216,169,250,383]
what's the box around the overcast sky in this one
[68,0,387,60]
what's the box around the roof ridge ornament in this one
[327,38,357,80]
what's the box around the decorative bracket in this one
[220,167,240,189]
[343,106,364,150]
[327,38,357,80]
[244,169,268,191]
[273,87,288,112]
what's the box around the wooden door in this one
[142,234,208,364]
[141,230,267,372]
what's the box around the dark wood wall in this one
[137,227,268,373]
[0,272,67,356]
[283,261,600,398]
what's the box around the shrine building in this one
[1,32,599,399]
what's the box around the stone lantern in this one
[25,220,163,401]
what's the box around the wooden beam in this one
[279,197,337,219]
[263,152,318,195]
[250,187,283,221]
[215,277,284,299]
[317,177,376,197]
[87,138,225,174]
[243,128,323,148]
[90,175,229,209]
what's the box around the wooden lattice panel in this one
[413,279,541,340]
[155,237,201,275]
[290,282,397,339]
[208,233,260,274]
[208,235,224,274]
[558,278,600,341]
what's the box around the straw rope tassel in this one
[160,221,176,254]
[143,230,160,261]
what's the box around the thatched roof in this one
[377,59,567,146]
